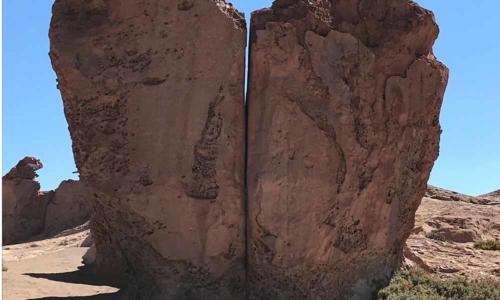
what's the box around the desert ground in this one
[406,196,500,279]
[3,227,119,300]
[4,187,499,299]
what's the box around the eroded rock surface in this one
[406,191,500,280]
[247,0,448,298]
[3,157,53,244]
[44,180,92,236]
[3,157,92,245]
[50,0,247,298]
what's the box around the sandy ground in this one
[2,229,119,300]
[3,190,498,298]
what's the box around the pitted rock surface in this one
[247,0,448,298]
[50,0,246,298]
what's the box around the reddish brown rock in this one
[3,157,53,245]
[44,180,92,236]
[3,157,92,245]
[247,0,448,298]
[479,189,500,203]
[50,0,247,298]
[406,190,500,280]
[4,156,44,180]
[426,185,499,205]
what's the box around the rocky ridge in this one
[426,185,500,205]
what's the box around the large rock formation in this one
[3,157,53,244]
[3,157,92,244]
[50,0,247,298]
[247,0,448,298]
[44,180,92,236]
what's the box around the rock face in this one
[3,157,53,244]
[3,157,92,244]
[44,180,92,236]
[50,0,247,298]
[406,191,500,280]
[4,156,44,180]
[247,0,448,298]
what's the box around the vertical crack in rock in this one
[185,87,224,200]
[50,0,449,298]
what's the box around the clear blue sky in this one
[3,0,499,195]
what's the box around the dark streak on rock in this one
[185,86,224,200]
[142,78,166,86]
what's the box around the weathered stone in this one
[247,0,448,298]
[82,244,97,266]
[3,157,53,244]
[50,0,247,298]
[44,180,92,236]
[2,183,52,244]
[4,156,44,180]
[406,190,500,280]
[3,157,92,245]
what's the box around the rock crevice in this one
[50,0,448,298]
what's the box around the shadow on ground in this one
[27,293,123,300]
[25,265,124,300]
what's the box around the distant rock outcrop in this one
[3,157,91,245]
[426,185,499,205]
[480,189,500,202]
[406,189,500,280]
[3,157,53,244]
[50,0,247,298]
[44,180,92,236]
[247,0,448,298]
[4,156,44,180]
